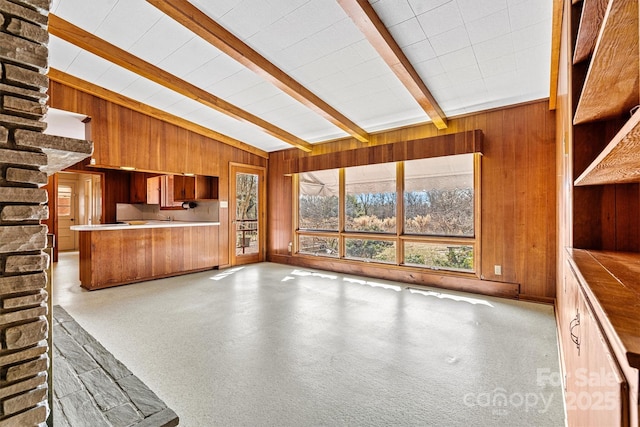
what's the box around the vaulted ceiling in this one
[48,0,553,153]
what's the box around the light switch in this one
[494,265,502,275]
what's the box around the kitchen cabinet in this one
[173,175,218,201]
[76,223,219,290]
[130,173,161,204]
[146,175,160,205]
[129,172,147,204]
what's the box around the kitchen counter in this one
[72,221,219,290]
[70,221,219,231]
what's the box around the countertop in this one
[70,221,220,231]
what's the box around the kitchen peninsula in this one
[71,221,219,290]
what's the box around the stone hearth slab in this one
[53,306,179,427]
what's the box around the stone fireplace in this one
[0,0,92,424]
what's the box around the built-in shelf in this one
[573,0,608,64]
[567,249,640,369]
[575,110,640,185]
[573,0,639,124]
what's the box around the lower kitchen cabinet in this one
[77,224,219,290]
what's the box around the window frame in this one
[293,154,481,277]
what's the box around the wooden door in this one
[230,163,265,265]
[57,178,78,251]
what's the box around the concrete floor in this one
[53,252,565,426]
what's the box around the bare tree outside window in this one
[236,173,258,254]
[296,154,476,272]
[345,163,396,233]
[404,154,474,237]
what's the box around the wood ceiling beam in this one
[146,0,370,143]
[48,14,312,152]
[337,0,448,129]
[48,68,269,159]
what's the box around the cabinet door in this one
[146,176,160,205]
[173,175,195,201]
[564,281,628,426]
[130,173,147,203]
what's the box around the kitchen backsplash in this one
[116,201,220,222]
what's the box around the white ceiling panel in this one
[416,1,464,38]
[509,0,552,31]
[408,0,455,17]
[466,9,511,44]
[429,25,472,56]
[51,0,117,32]
[48,35,80,71]
[473,33,515,63]
[457,0,508,22]
[156,37,223,80]
[370,0,414,27]
[93,1,164,50]
[127,16,196,65]
[65,51,114,83]
[181,54,246,90]
[388,17,425,48]
[402,38,437,65]
[437,47,477,73]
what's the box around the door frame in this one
[229,162,266,266]
[57,176,80,251]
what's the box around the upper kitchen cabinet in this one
[130,172,161,204]
[174,175,218,201]
[130,172,147,204]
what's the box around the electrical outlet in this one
[494,265,502,275]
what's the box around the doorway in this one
[230,163,265,265]
[56,172,102,251]
[56,178,77,251]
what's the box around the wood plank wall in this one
[268,100,557,300]
[48,81,267,267]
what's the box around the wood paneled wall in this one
[268,100,557,300]
[49,81,267,267]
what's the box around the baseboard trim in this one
[268,254,520,299]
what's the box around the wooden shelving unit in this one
[558,0,640,424]
[575,110,640,185]
[573,0,638,124]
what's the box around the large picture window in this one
[404,154,474,236]
[299,169,339,231]
[345,163,396,233]
[295,154,478,275]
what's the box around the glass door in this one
[230,163,265,265]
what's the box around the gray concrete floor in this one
[53,252,565,426]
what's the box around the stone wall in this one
[0,0,91,425]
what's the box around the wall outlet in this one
[494,265,502,276]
